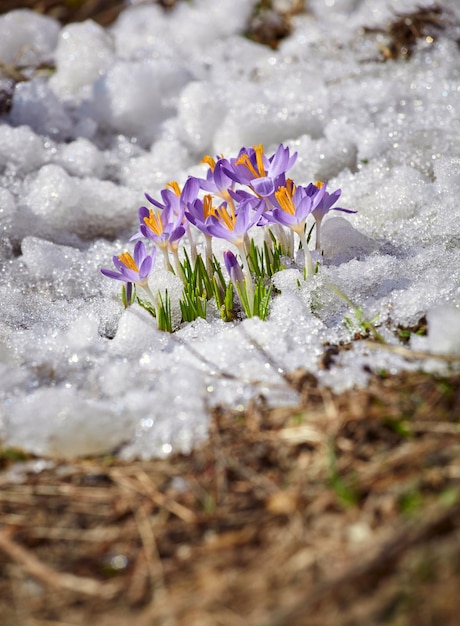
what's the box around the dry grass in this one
[363,4,452,61]
[0,0,137,27]
[1,369,459,626]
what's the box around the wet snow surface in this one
[1,0,459,458]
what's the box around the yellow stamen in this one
[201,155,216,171]
[215,204,236,231]
[275,186,296,216]
[254,144,266,178]
[286,178,296,195]
[203,194,216,219]
[118,252,138,272]
[144,209,164,236]
[314,180,324,189]
[166,181,181,196]
[235,144,266,178]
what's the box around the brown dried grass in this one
[1,369,459,626]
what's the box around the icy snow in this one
[0,0,459,458]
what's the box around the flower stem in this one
[298,228,313,278]
[315,217,322,251]
[236,243,254,316]
[171,248,186,283]
[161,247,174,273]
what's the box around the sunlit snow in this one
[1,0,459,459]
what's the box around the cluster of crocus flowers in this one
[101,143,355,330]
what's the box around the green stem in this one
[236,242,254,316]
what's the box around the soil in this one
[1,369,460,626]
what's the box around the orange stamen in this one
[201,155,216,171]
[215,204,236,231]
[144,209,164,236]
[118,252,138,272]
[314,180,324,189]
[254,144,266,178]
[166,181,181,196]
[203,194,216,219]
[275,186,296,216]
[235,144,266,179]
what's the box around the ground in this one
[1,368,460,626]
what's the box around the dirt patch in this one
[1,370,459,625]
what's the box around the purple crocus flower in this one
[185,194,220,237]
[268,182,325,234]
[133,178,198,244]
[138,204,185,250]
[143,177,199,220]
[223,250,245,288]
[198,155,235,202]
[185,193,223,272]
[224,144,297,198]
[310,181,357,250]
[223,249,254,317]
[266,181,326,276]
[205,196,265,248]
[101,241,156,290]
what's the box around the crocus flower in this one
[223,249,245,289]
[142,177,199,219]
[137,203,184,247]
[267,181,325,276]
[198,155,235,202]
[185,194,223,273]
[205,196,265,249]
[101,241,157,302]
[223,249,253,316]
[270,184,317,228]
[136,197,185,275]
[185,194,219,237]
[310,181,357,250]
[225,143,297,198]
[206,197,265,305]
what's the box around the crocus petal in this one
[139,255,153,279]
[223,250,239,276]
[138,205,150,221]
[206,220,234,241]
[145,192,164,210]
[223,250,245,286]
[269,208,296,227]
[182,176,200,203]
[269,144,297,176]
[213,161,233,191]
[122,268,141,283]
[251,176,275,197]
[101,268,125,281]
[112,256,126,271]
[169,225,186,244]
[333,207,357,214]
[133,240,146,268]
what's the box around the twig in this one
[265,493,460,626]
[109,468,196,524]
[364,340,460,363]
[0,529,120,598]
